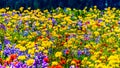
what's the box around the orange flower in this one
[80,42,82,45]
[60,59,66,65]
[56,64,63,68]
[0,58,3,65]
[50,64,63,68]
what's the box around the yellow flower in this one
[6,7,9,10]
[94,31,100,37]
[41,41,52,48]
[19,7,24,12]
[0,51,3,56]
[28,48,35,55]
[35,21,40,26]
[26,42,35,49]
[89,64,94,67]
[38,46,44,51]
[43,50,48,54]
[55,52,62,58]
[26,59,34,66]
[18,55,26,61]
[19,46,26,51]
[52,61,58,66]
[71,60,76,64]
[95,63,106,68]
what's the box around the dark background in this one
[0,0,120,10]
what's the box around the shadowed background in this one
[0,0,120,10]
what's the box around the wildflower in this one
[18,55,26,61]
[0,23,6,30]
[0,58,3,65]
[19,7,24,12]
[4,39,10,45]
[70,65,75,68]
[77,50,82,57]
[9,54,17,61]
[52,61,58,66]
[94,31,100,37]
[77,21,82,26]
[71,60,76,65]
[26,59,35,66]
[55,52,62,58]
[19,46,26,51]
[43,57,49,63]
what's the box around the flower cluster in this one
[0,6,120,68]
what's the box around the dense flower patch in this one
[0,6,120,68]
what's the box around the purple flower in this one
[42,61,48,68]
[3,48,11,56]
[78,21,82,26]
[34,56,40,64]
[77,50,82,57]
[22,64,27,68]
[52,18,57,26]
[98,19,102,23]
[4,39,10,45]
[0,24,6,30]
[46,30,50,35]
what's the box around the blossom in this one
[55,52,62,58]
[26,59,35,66]
[18,55,26,61]
[52,61,58,66]
[4,39,10,45]
[0,23,6,30]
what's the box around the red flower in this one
[65,34,70,38]
[66,38,69,42]
[56,64,63,68]
[10,54,17,61]
[38,36,43,39]
[43,57,49,63]
[47,35,51,39]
